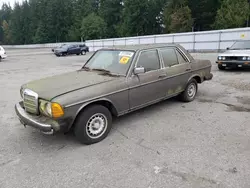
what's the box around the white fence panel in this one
[155,35,173,43]
[139,36,155,44]
[195,33,219,42]
[2,27,250,52]
[174,34,193,43]
[114,39,126,46]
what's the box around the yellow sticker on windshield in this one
[119,56,130,64]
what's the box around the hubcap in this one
[86,113,107,139]
[187,83,196,98]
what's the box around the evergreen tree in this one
[81,12,107,40]
[188,0,220,31]
[213,0,250,29]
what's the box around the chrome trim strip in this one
[23,89,39,114]
[15,102,52,132]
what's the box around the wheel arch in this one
[188,74,202,84]
[68,98,118,131]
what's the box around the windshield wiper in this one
[82,66,90,71]
[92,68,111,73]
[92,68,123,77]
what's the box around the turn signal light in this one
[51,103,64,118]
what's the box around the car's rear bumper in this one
[1,54,7,59]
[216,61,250,68]
[204,73,213,81]
[15,102,55,134]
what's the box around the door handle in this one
[186,68,191,71]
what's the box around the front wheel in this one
[74,105,112,145]
[179,79,198,102]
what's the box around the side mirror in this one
[226,47,230,50]
[134,67,145,75]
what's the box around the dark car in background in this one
[53,44,89,57]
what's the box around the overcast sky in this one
[0,0,23,7]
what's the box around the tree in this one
[188,0,220,31]
[81,13,107,40]
[99,0,122,38]
[120,0,163,36]
[10,2,23,44]
[2,20,11,44]
[213,0,250,29]
[68,0,100,41]
[169,6,193,33]
[163,0,193,33]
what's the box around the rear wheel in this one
[74,105,112,145]
[0,56,2,62]
[218,64,225,70]
[81,50,86,55]
[179,79,198,102]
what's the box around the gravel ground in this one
[0,49,250,188]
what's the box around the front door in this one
[158,47,192,97]
[128,49,167,110]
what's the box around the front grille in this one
[226,56,243,61]
[23,89,38,114]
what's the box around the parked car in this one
[15,43,213,145]
[53,44,89,57]
[0,45,7,62]
[216,40,250,70]
[51,44,66,52]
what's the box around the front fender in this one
[67,98,118,131]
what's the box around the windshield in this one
[230,41,250,50]
[83,50,135,76]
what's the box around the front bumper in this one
[15,102,56,134]
[216,61,250,68]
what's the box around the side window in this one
[176,49,188,64]
[159,48,179,67]
[137,50,160,72]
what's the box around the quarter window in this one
[159,48,179,67]
[137,50,160,72]
[176,49,187,64]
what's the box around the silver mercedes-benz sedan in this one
[216,40,250,70]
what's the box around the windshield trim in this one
[230,40,250,50]
[82,49,137,76]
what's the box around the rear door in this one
[158,47,191,97]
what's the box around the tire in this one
[76,53,80,56]
[73,105,112,145]
[179,78,198,102]
[0,56,2,62]
[81,50,86,55]
[218,64,225,70]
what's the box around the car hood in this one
[22,70,116,101]
[218,49,250,57]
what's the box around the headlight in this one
[218,56,222,60]
[39,100,64,118]
[247,57,250,60]
[243,56,247,60]
[222,56,226,60]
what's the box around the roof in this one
[101,43,182,51]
